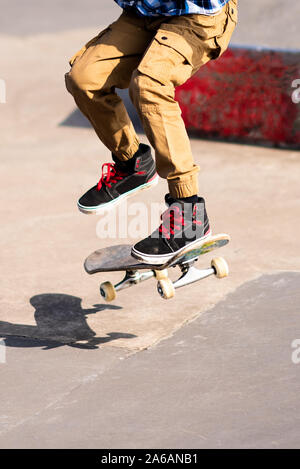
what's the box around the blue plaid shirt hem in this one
[114,0,230,16]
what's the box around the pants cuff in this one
[168,176,199,199]
[113,138,140,162]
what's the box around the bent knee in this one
[65,63,93,93]
[66,61,106,94]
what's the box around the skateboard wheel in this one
[154,269,168,280]
[157,278,175,300]
[211,257,229,279]
[100,281,116,302]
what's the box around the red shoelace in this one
[97,163,128,191]
[97,162,146,191]
[159,205,203,239]
[159,206,186,239]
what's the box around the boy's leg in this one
[65,11,153,162]
[130,0,238,198]
[65,12,159,214]
[130,0,238,262]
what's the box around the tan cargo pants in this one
[65,0,238,198]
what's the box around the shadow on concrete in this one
[0,293,136,350]
[60,89,144,134]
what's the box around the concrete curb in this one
[176,46,300,149]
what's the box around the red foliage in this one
[175,48,300,146]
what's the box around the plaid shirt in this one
[114,0,230,16]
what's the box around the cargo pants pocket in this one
[137,29,199,88]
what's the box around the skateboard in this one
[84,233,230,301]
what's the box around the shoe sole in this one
[131,229,212,265]
[77,174,159,215]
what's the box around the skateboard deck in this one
[85,234,230,274]
[84,234,230,301]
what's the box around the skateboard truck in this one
[113,269,155,291]
[173,263,215,289]
[99,256,229,301]
[100,269,156,302]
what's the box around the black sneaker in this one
[131,194,211,265]
[78,144,158,214]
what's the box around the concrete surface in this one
[0,0,300,449]
[1,273,299,448]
